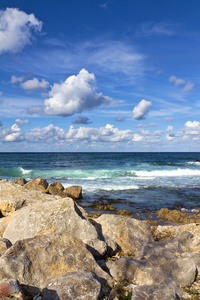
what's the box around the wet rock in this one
[12,178,27,186]
[24,178,49,191]
[96,214,154,255]
[92,203,116,211]
[0,278,23,299]
[116,210,132,216]
[156,207,200,224]
[0,233,113,289]
[63,186,82,199]
[42,270,102,300]
[3,197,107,258]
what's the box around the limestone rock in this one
[154,223,200,253]
[3,197,107,257]
[131,281,184,300]
[24,178,49,191]
[42,270,102,300]
[0,180,54,216]
[64,185,82,199]
[12,178,27,186]
[47,182,65,197]
[0,239,12,257]
[0,278,23,299]
[0,233,112,289]
[96,214,154,255]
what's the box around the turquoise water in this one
[1,152,200,212]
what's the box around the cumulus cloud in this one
[21,78,50,93]
[72,116,92,125]
[169,75,185,86]
[132,99,152,120]
[0,8,42,54]
[115,116,126,122]
[44,69,115,117]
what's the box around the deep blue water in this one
[1,152,200,213]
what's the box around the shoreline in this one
[0,177,200,299]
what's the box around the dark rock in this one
[116,210,132,216]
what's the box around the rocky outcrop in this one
[3,197,107,258]
[0,178,200,299]
[95,214,154,255]
[156,207,200,224]
[0,233,112,291]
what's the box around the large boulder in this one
[0,180,53,216]
[47,182,65,197]
[0,233,112,290]
[24,178,49,191]
[42,270,102,300]
[96,214,154,255]
[64,186,82,199]
[3,197,107,257]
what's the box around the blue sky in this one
[0,0,200,152]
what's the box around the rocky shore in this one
[0,178,200,299]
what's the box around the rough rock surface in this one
[156,207,200,224]
[0,233,112,290]
[96,214,154,255]
[3,197,107,257]
[47,182,65,197]
[0,239,12,257]
[42,270,102,300]
[0,180,54,216]
[24,178,49,191]
[12,178,27,186]
[64,185,82,199]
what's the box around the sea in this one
[1,152,200,214]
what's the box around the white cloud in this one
[72,116,92,125]
[169,75,185,86]
[166,125,173,132]
[15,119,29,127]
[182,81,194,92]
[27,107,44,115]
[9,73,32,84]
[132,99,152,120]
[0,8,42,54]
[21,78,50,92]
[136,123,157,128]
[26,124,66,143]
[44,69,115,116]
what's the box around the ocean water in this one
[1,152,200,213]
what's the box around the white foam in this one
[135,168,200,178]
[19,167,31,175]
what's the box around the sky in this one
[0,0,200,152]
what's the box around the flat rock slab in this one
[3,197,107,257]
